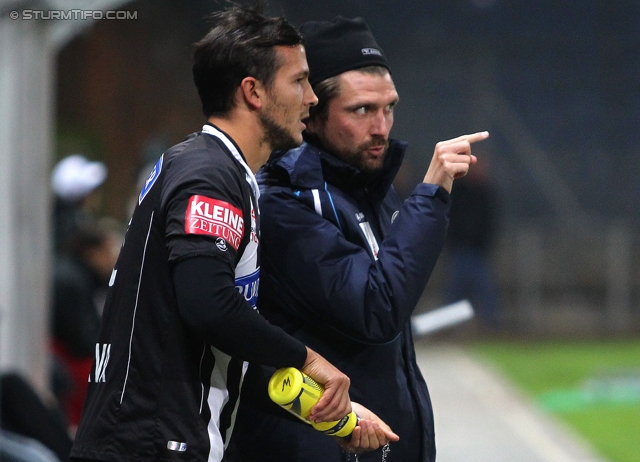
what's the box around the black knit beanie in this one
[300,17,390,87]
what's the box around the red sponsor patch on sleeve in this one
[185,195,244,250]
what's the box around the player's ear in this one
[239,77,265,110]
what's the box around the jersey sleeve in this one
[163,148,246,266]
[161,141,307,369]
[173,256,307,368]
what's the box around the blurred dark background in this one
[55,0,640,337]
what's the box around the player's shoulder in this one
[170,131,232,164]
[167,132,242,183]
[159,132,249,212]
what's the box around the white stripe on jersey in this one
[203,352,249,459]
[201,124,260,203]
[200,125,259,461]
[199,345,207,413]
[121,211,154,403]
[223,360,249,452]
[207,347,231,462]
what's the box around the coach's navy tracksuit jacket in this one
[228,134,450,462]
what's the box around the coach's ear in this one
[238,76,266,111]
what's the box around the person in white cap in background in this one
[51,154,107,254]
[49,154,117,431]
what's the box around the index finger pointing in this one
[442,131,490,146]
[462,131,490,144]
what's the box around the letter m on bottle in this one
[94,343,111,382]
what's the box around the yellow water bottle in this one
[268,367,358,437]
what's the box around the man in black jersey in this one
[70,6,395,462]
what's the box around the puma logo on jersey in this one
[185,195,244,250]
[215,237,227,252]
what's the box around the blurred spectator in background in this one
[444,155,502,330]
[49,154,116,429]
[51,154,107,254]
[50,218,122,430]
[1,372,73,461]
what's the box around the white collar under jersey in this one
[201,124,260,202]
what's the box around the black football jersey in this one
[71,125,275,461]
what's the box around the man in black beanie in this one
[228,16,488,462]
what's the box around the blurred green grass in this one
[472,339,640,462]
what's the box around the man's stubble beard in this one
[324,135,389,174]
[259,105,300,153]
